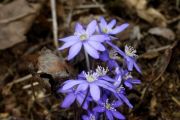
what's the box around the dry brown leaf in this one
[38,49,75,78]
[148,27,175,40]
[0,0,45,50]
[137,8,167,27]
[125,0,167,27]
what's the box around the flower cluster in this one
[58,17,141,120]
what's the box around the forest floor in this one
[0,0,179,120]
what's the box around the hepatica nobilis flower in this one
[100,50,119,69]
[59,20,108,60]
[82,110,99,120]
[124,45,141,73]
[93,98,125,120]
[122,71,141,89]
[114,86,133,109]
[57,17,142,119]
[61,69,115,101]
[58,88,90,109]
[99,17,129,37]
[106,41,141,73]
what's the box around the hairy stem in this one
[84,49,90,71]
[106,41,125,57]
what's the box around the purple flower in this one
[123,71,141,89]
[99,16,129,35]
[106,41,141,73]
[59,20,108,60]
[123,45,141,73]
[61,70,116,101]
[111,68,134,108]
[82,110,99,120]
[114,86,133,109]
[93,98,125,120]
[58,88,90,109]
[100,50,119,69]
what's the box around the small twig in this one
[50,0,59,49]
[66,7,73,28]
[167,15,180,24]
[92,0,106,13]
[8,71,42,86]
[139,41,178,59]
[9,74,32,86]
[22,82,39,89]
[31,76,37,101]
[75,4,104,9]
[176,0,180,8]
[172,96,180,106]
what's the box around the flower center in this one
[83,71,98,82]
[106,103,111,110]
[103,99,116,111]
[80,34,88,41]
[102,28,108,33]
[125,45,137,57]
[109,50,118,59]
[95,66,109,76]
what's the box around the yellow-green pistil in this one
[102,28,108,33]
[84,71,98,83]
[80,34,88,41]
[103,99,116,111]
[106,103,111,110]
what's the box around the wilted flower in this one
[59,20,108,60]
[99,17,129,36]
[93,97,125,120]
[61,70,115,101]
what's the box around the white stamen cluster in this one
[95,66,109,76]
[123,72,133,80]
[102,27,109,33]
[116,86,124,93]
[74,31,89,41]
[79,34,88,41]
[109,49,118,59]
[89,114,96,120]
[83,71,98,82]
[125,45,137,57]
[103,99,116,111]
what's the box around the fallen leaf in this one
[38,49,75,78]
[148,27,175,40]
[0,0,45,49]
[125,0,167,27]
[137,8,167,27]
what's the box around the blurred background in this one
[0,0,179,120]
